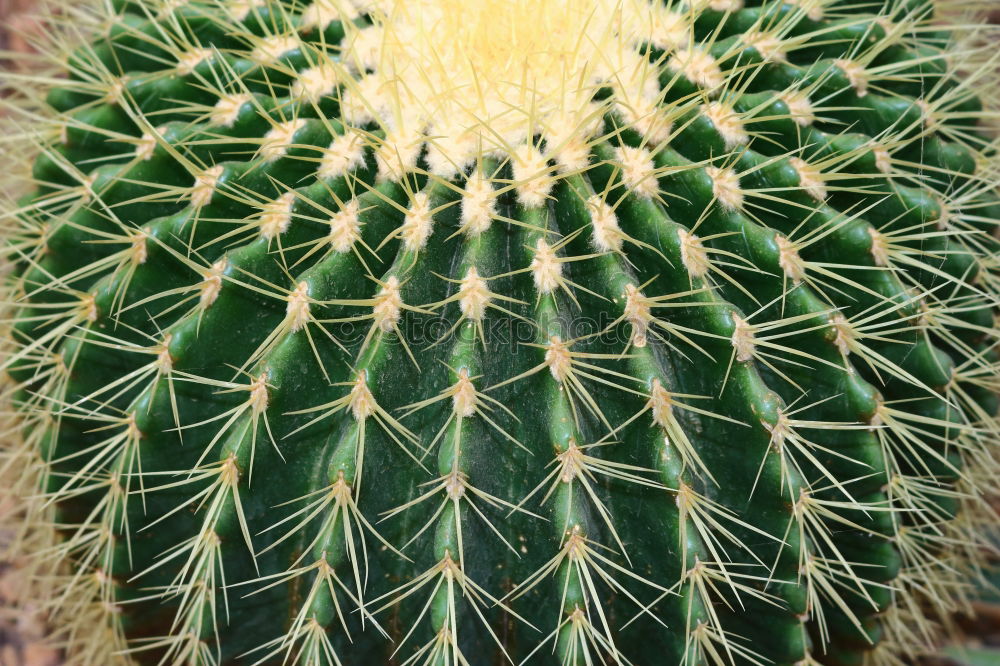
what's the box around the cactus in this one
[2,0,999,663]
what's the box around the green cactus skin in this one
[2,0,999,664]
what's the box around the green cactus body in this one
[2,0,998,664]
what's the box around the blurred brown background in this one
[1,0,44,64]
[2,0,63,660]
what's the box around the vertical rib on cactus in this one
[1,0,999,665]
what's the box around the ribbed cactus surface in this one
[3,0,1000,664]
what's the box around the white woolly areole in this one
[530,239,562,294]
[375,128,423,181]
[935,202,954,233]
[670,48,724,90]
[191,165,224,208]
[79,173,97,202]
[444,472,468,500]
[648,10,691,51]
[349,371,375,421]
[615,146,658,198]
[829,313,855,357]
[706,166,744,210]
[78,293,98,323]
[647,379,675,429]
[452,368,478,418]
[400,192,434,251]
[730,313,757,362]
[211,93,251,128]
[105,78,127,106]
[372,276,404,332]
[678,229,710,279]
[780,91,816,127]
[227,0,263,20]
[868,226,890,267]
[458,267,490,322]
[558,446,586,486]
[249,373,269,414]
[291,64,340,103]
[328,200,362,253]
[835,59,869,97]
[260,119,307,162]
[616,95,673,146]
[545,336,572,383]
[343,25,382,72]
[624,284,653,348]
[689,0,743,11]
[588,196,624,253]
[301,0,361,31]
[286,281,312,332]
[775,235,806,283]
[157,0,185,18]
[552,135,592,174]
[872,144,893,174]
[319,132,366,180]
[424,131,479,178]
[340,75,388,126]
[130,231,148,266]
[156,334,173,372]
[252,35,301,65]
[337,0,675,174]
[460,173,496,235]
[200,258,227,310]
[764,410,792,453]
[135,132,158,161]
[745,32,787,63]
[260,192,296,239]
[177,48,212,75]
[703,102,748,148]
[789,157,827,201]
[513,145,554,208]
[916,99,940,131]
[788,0,825,20]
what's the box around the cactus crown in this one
[2,0,999,664]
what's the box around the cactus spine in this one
[2,0,999,664]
